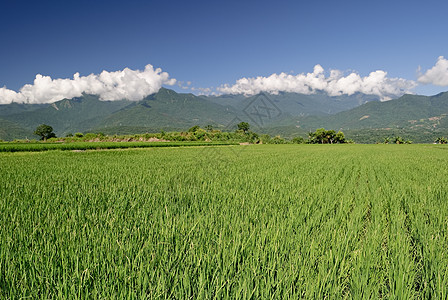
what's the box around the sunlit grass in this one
[1,144,447,298]
[0,141,237,152]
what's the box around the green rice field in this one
[1,144,448,298]
[0,141,237,152]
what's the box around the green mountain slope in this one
[257,92,448,143]
[2,87,448,143]
[94,88,238,133]
[0,118,33,140]
[203,92,379,118]
[0,102,49,116]
[2,94,132,136]
[294,92,448,130]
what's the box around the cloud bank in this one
[0,65,176,104]
[218,65,417,100]
[417,56,448,86]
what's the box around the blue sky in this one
[1,0,448,102]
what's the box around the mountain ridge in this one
[294,92,448,131]
[1,88,448,142]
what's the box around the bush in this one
[83,133,98,140]
[435,137,448,144]
[292,137,305,144]
[385,136,412,144]
[271,136,287,144]
[259,134,272,144]
[193,129,207,140]
[188,125,201,133]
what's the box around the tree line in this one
[30,123,448,144]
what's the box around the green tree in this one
[325,130,336,144]
[237,122,250,134]
[334,131,346,144]
[308,128,346,144]
[34,124,56,141]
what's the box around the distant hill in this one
[202,91,380,118]
[0,118,33,140]
[0,89,241,139]
[1,94,132,137]
[94,88,238,134]
[1,88,448,142]
[294,92,448,131]
[0,102,49,117]
[256,91,448,143]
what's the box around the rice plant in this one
[1,144,447,298]
[0,141,237,152]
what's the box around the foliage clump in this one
[237,122,250,134]
[383,136,412,144]
[307,128,348,144]
[23,124,355,145]
[435,137,448,144]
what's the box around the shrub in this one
[435,137,448,144]
[188,125,201,133]
[83,133,98,140]
[292,136,305,144]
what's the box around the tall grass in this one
[1,144,447,298]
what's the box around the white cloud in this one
[417,56,448,86]
[0,64,176,104]
[218,65,417,101]
[0,87,26,103]
[191,87,212,95]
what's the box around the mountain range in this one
[1,88,447,143]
